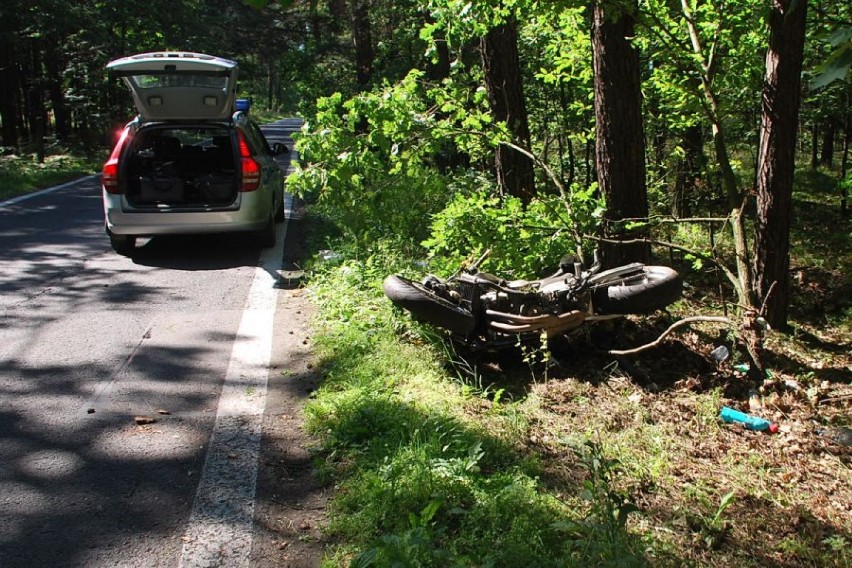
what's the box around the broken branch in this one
[608,316,735,356]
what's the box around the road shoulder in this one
[251,218,329,567]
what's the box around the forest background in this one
[1,0,850,566]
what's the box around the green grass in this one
[300,172,850,566]
[303,235,648,567]
[0,152,98,201]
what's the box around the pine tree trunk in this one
[841,91,850,217]
[424,11,450,81]
[753,0,808,330]
[820,115,835,166]
[349,0,374,90]
[480,18,535,202]
[672,125,703,218]
[810,121,819,169]
[46,45,69,142]
[591,1,650,267]
[0,37,20,148]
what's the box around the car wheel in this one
[274,183,286,223]
[256,210,276,248]
[109,233,136,256]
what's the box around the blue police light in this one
[235,98,251,113]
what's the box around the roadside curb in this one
[0,174,99,208]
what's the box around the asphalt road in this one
[0,119,308,567]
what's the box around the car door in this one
[245,121,284,214]
[106,52,239,122]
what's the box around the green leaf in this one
[420,500,442,524]
[811,41,852,90]
[827,27,852,48]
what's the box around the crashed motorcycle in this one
[383,251,682,348]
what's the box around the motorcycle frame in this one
[449,260,650,343]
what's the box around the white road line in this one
[0,174,98,208]
[178,219,287,568]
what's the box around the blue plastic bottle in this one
[720,406,778,433]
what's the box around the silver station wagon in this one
[102,52,287,255]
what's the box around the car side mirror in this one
[272,142,289,155]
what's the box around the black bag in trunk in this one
[138,175,184,203]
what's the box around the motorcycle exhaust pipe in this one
[486,309,585,334]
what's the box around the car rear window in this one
[146,127,230,147]
[129,75,228,89]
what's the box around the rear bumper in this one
[103,191,268,236]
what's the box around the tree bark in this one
[558,83,576,186]
[591,0,650,267]
[0,0,23,149]
[0,35,20,148]
[23,42,46,161]
[810,121,819,169]
[480,18,536,202]
[820,115,835,166]
[349,0,374,90]
[841,89,850,217]
[681,0,754,308]
[672,125,704,218]
[424,11,450,82]
[46,45,69,142]
[753,0,808,330]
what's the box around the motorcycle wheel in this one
[592,266,682,314]
[383,275,476,335]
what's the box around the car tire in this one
[108,230,136,256]
[256,210,276,248]
[274,185,286,223]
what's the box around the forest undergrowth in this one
[0,148,98,201]
[301,166,850,567]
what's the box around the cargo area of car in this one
[123,126,239,208]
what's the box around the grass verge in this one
[300,178,849,566]
[301,236,648,567]
[0,152,98,201]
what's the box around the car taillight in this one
[238,131,260,192]
[102,128,131,194]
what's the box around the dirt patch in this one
[483,317,851,566]
[251,218,330,567]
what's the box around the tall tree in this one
[0,30,20,148]
[0,0,28,149]
[671,125,704,218]
[350,0,375,89]
[480,16,536,201]
[753,0,809,329]
[591,0,650,266]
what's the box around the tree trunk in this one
[0,36,20,148]
[585,138,593,186]
[266,59,274,110]
[681,0,753,308]
[424,11,450,82]
[672,125,704,218]
[480,18,536,202]
[24,42,46,162]
[820,115,835,166]
[810,121,819,169]
[841,89,850,217]
[558,83,576,186]
[591,1,650,267]
[46,45,69,141]
[753,0,808,330]
[349,0,374,90]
